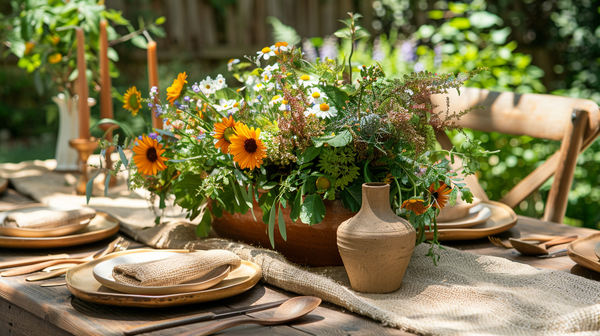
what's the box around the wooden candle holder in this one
[68,138,99,195]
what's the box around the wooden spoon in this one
[509,235,577,255]
[175,296,322,336]
[594,242,600,260]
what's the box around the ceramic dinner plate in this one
[436,204,492,229]
[567,233,600,272]
[93,251,231,295]
[0,205,91,238]
[425,201,517,241]
[67,249,261,308]
[0,212,118,248]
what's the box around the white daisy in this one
[257,46,275,60]
[214,74,227,90]
[304,102,337,119]
[272,42,289,54]
[266,82,275,91]
[254,83,266,91]
[269,95,283,106]
[308,87,326,104]
[298,74,317,87]
[199,76,216,96]
[212,99,237,112]
[227,58,240,71]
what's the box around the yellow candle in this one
[76,28,90,139]
[147,40,161,129]
[99,20,114,124]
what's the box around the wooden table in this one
[1,188,599,336]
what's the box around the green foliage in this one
[318,146,360,190]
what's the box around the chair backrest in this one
[430,88,600,223]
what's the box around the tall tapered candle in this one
[147,39,161,129]
[76,27,90,139]
[99,19,114,124]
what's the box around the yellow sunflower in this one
[213,115,239,154]
[123,86,142,116]
[401,198,429,215]
[166,72,187,104]
[132,135,168,175]
[229,123,267,170]
[429,182,452,209]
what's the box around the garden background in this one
[1,0,600,229]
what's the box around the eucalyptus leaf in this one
[117,146,129,168]
[278,204,287,241]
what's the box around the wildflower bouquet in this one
[99,41,486,252]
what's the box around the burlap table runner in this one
[4,207,96,228]
[113,250,241,286]
[3,160,600,335]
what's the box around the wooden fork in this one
[1,237,124,277]
[488,236,556,249]
[28,239,131,281]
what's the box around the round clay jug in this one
[337,182,416,293]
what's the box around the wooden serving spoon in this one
[175,296,322,336]
[509,235,577,255]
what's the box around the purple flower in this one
[184,96,190,101]
[174,101,181,108]
[192,83,200,93]
[414,62,424,72]
[138,135,143,140]
[372,37,384,62]
[400,41,417,62]
[319,35,338,60]
[148,132,158,140]
[148,103,153,107]
[302,38,318,63]
[434,45,442,69]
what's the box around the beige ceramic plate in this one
[0,205,91,238]
[0,177,7,194]
[567,233,600,272]
[92,251,231,295]
[425,201,517,241]
[436,205,492,229]
[0,212,118,248]
[67,249,261,308]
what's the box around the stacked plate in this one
[0,205,119,248]
[567,233,600,273]
[426,199,518,241]
[66,249,262,307]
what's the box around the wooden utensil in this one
[488,236,555,249]
[123,300,288,335]
[0,254,71,269]
[509,235,577,255]
[1,237,124,277]
[175,296,322,336]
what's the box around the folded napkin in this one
[112,250,241,287]
[3,207,96,229]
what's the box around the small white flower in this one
[272,42,290,54]
[405,89,414,96]
[227,58,240,71]
[254,83,266,91]
[308,87,326,104]
[304,102,337,119]
[199,76,216,96]
[266,82,275,91]
[298,74,317,87]
[257,46,275,60]
[279,99,290,111]
[214,74,227,90]
[269,95,283,106]
[212,99,237,112]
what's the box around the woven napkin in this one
[3,207,96,229]
[112,250,241,287]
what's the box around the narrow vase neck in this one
[360,183,395,216]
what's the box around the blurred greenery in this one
[2,0,600,229]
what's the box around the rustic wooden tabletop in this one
[0,187,598,336]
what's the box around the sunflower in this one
[132,135,168,175]
[229,123,267,170]
[123,86,142,116]
[213,115,239,154]
[401,198,429,215]
[166,72,187,104]
[429,182,452,209]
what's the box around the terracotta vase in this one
[337,183,416,293]
[210,198,354,266]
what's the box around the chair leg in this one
[542,109,589,223]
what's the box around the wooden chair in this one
[431,88,600,223]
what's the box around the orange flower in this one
[213,115,239,154]
[229,123,267,170]
[25,42,34,55]
[401,199,429,215]
[132,135,168,175]
[166,72,187,104]
[429,182,452,209]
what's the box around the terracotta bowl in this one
[210,199,354,267]
[436,197,481,223]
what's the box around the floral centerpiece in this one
[95,18,486,260]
